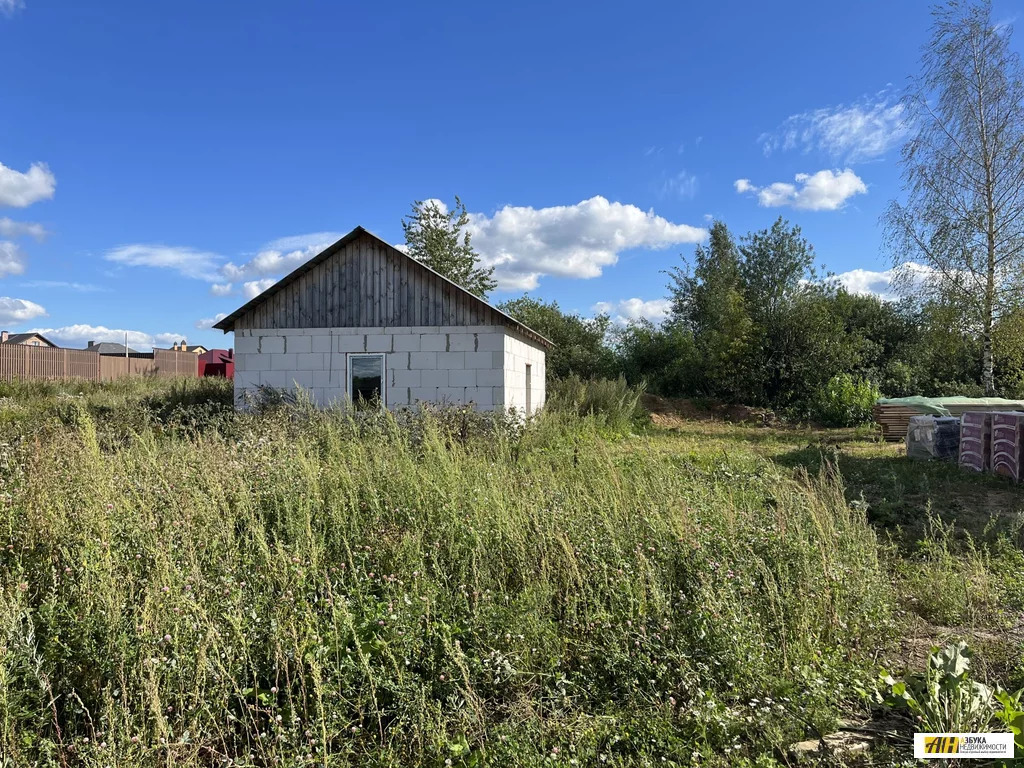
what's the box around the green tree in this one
[402,197,497,298]
[498,296,617,381]
[993,306,1024,395]
[739,217,818,324]
[736,218,830,406]
[667,220,751,398]
[827,291,923,395]
[915,295,985,396]
[613,319,698,396]
[884,1,1024,393]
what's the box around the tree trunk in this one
[982,319,995,395]
[983,238,996,395]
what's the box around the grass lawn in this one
[0,378,1020,766]
[639,418,1024,690]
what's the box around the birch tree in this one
[884,0,1024,394]
[402,197,496,299]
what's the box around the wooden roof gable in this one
[214,227,552,348]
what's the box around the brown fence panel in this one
[99,356,126,380]
[0,344,199,383]
[67,349,101,380]
[152,349,198,377]
[0,345,86,381]
[25,347,63,379]
[129,357,154,376]
[0,345,25,381]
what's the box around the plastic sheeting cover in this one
[906,415,961,460]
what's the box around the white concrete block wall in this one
[232,325,546,412]
[503,330,547,415]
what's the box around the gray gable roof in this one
[214,226,552,348]
[89,342,140,355]
[3,332,56,346]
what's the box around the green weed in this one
[0,380,895,766]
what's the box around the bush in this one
[546,374,647,433]
[612,320,699,397]
[806,373,880,427]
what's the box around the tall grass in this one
[546,375,647,434]
[0,382,895,766]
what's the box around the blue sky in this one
[0,0,1019,349]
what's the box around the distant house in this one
[87,340,140,355]
[1,331,56,348]
[171,341,209,355]
[198,348,234,379]
[214,226,550,412]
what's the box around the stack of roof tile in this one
[991,412,1024,482]
[958,412,992,473]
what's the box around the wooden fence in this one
[0,344,199,383]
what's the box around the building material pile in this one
[874,402,935,442]
[991,412,1024,481]
[906,415,961,461]
[874,397,1024,442]
[958,412,992,472]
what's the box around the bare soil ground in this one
[642,393,778,428]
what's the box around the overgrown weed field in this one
[0,378,1020,767]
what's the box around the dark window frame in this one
[347,352,386,409]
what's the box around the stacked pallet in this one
[959,412,992,472]
[991,412,1024,481]
[873,403,934,442]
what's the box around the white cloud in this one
[833,266,900,300]
[734,169,867,211]
[0,0,25,15]
[0,241,26,277]
[26,324,184,351]
[243,278,277,299]
[221,244,323,282]
[759,89,911,163]
[103,231,338,288]
[262,232,343,251]
[105,244,222,281]
[195,312,228,330]
[661,170,698,199]
[0,217,46,240]
[466,196,707,291]
[420,198,448,215]
[218,233,339,283]
[592,297,672,325]
[105,202,706,297]
[0,297,46,325]
[0,162,55,208]
[19,280,107,292]
[994,15,1018,34]
[832,261,938,301]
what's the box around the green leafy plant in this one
[878,642,1023,749]
[995,689,1024,749]
[806,373,880,427]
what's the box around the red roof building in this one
[197,348,234,378]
